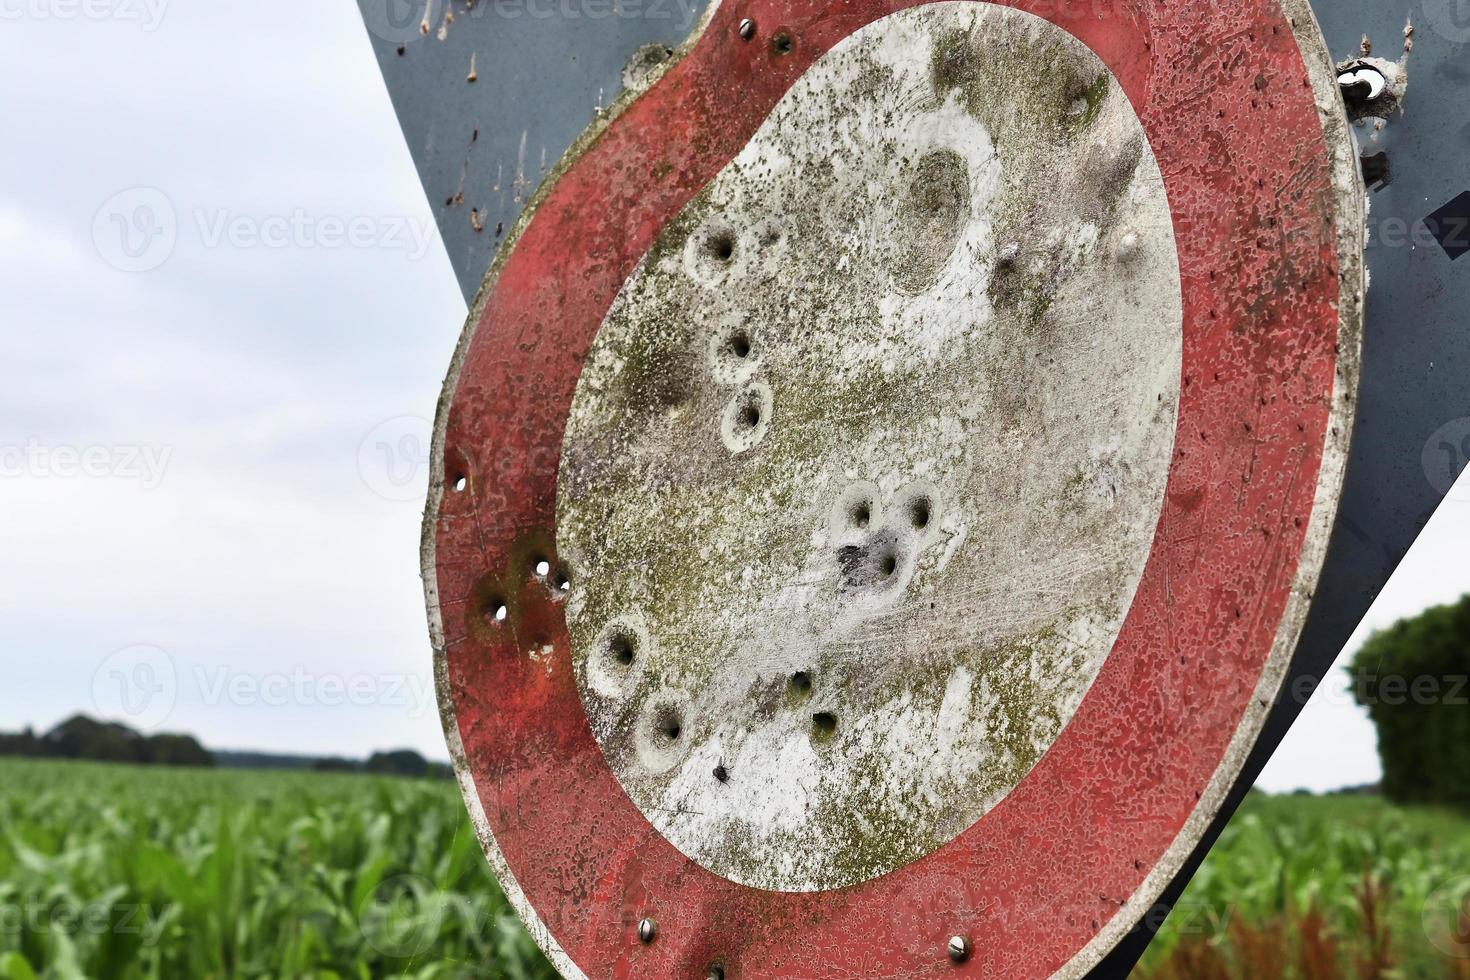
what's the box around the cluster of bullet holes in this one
[478,551,572,664]
[786,669,839,746]
[690,244,774,453]
[831,481,941,594]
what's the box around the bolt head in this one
[637,917,657,944]
[738,17,755,40]
[947,935,971,963]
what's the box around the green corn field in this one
[1,757,1468,979]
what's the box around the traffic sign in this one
[412,0,1364,974]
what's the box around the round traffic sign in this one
[425,0,1362,974]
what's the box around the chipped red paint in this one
[430,0,1349,975]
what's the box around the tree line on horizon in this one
[0,714,451,778]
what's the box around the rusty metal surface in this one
[418,0,1363,975]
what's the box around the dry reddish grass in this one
[1137,875,1470,979]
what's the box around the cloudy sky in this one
[0,0,1465,787]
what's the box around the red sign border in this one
[425,0,1364,975]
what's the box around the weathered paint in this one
[424,0,1363,975]
[558,4,1182,893]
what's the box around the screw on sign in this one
[415,0,1362,976]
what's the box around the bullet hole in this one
[738,17,755,41]
[850,501,872,529]
[790,671,813,696]
[609,631,637,667]
[771,31,793,55]
[486,598,508,624]
[713,763,730,783]
[989,247,1023,308]
[836,531,905,591]
[396,45,406,56]
[727,329,752,359]
[738,401,762,430]
[812,712,838,737]
[552,567,572,593]
[533,557,551,578]
[909,497,932,529]
[707,965,727,980]
[708,230,737,263]
[655,706,684,743]
[1337,63,1386,104]
[721,382,772,454]
[451,474,467,493]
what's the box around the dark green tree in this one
[144,732,215,767]
[365,749,430,778]
[1349,594,1470,806]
